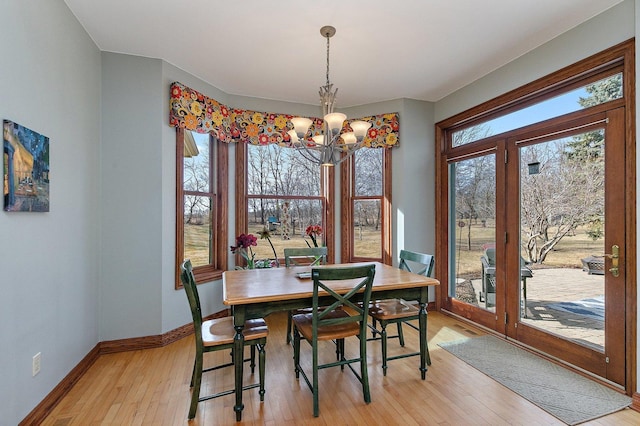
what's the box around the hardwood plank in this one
[40,311,638,425]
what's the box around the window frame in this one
[340,147,392,265]
[175,127,228,288]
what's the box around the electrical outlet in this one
[32,352,41,376]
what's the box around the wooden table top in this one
[223,261,439,306]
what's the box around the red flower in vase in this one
[305,225,323,247]
[230,233,258,268]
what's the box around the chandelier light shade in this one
[288,25,371,167]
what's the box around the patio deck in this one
[469,267,604,349]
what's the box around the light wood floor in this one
[42,311,638,425]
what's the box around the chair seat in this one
[202,317,268,347]
[369,299,419,321]
[293,310,359,341]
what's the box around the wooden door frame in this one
[434,39,636,395]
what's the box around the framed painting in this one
[3,120,50,212]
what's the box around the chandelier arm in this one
[294,143,323,164]
[330,145,365,167]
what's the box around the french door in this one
[444,109,628,387]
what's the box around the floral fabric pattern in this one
[169,81,399,148]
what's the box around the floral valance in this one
[169,81,399,148]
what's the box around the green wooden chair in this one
[284,246,328,344]
[284,246,328,267]
[367,249,434,376]
[180,260,268,420]
[292,264,376,417]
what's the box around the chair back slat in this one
[398,249,434,277]
[310,264,376,337]
[180,260,203,345]
[284,247,328,267]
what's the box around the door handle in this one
[603,245,620,277]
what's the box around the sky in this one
[486,87,589,135]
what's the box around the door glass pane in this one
[449,153,496,310]
[184,195,212,267]
[519,130,605,351]
[353,199,382,258]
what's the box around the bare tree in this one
[519,74,618,263]
[183,141,210,224]
[247,144,322,231]
[520,137,604,263]
[354,148,383,230]
[453,126,495,250]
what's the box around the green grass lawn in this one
[453,222,604,277]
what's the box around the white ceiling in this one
[63,0,622,107]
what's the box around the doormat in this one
[438,335,630,425]
[547,296,604,321]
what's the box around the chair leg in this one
[339,339,345,371]
[425,315,432,367]
[188,349,203,419]
[250,344,256,374]
[397,322,406,347]
[380,321,389,376]
[189,359,196,387]
[312,337,320,417]
[258,342,266,402]
[293,327,301,379]
[360,332,371,404]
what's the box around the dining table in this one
[222,261,439,421]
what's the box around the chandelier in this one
[288,26,371,167]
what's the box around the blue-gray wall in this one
[0,0,637,424]
[0,0,101,423]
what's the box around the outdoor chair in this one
[292,264,376,417]
[284,246,328,344]
[367,249,434,375]
[480,248,533,315]
[180,259,268,420]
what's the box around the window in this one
[236,142,334,265]
[175,128,228,287]
[341,147,392,264]
[450,71,624,148]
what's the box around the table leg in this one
[233,312,246,421]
